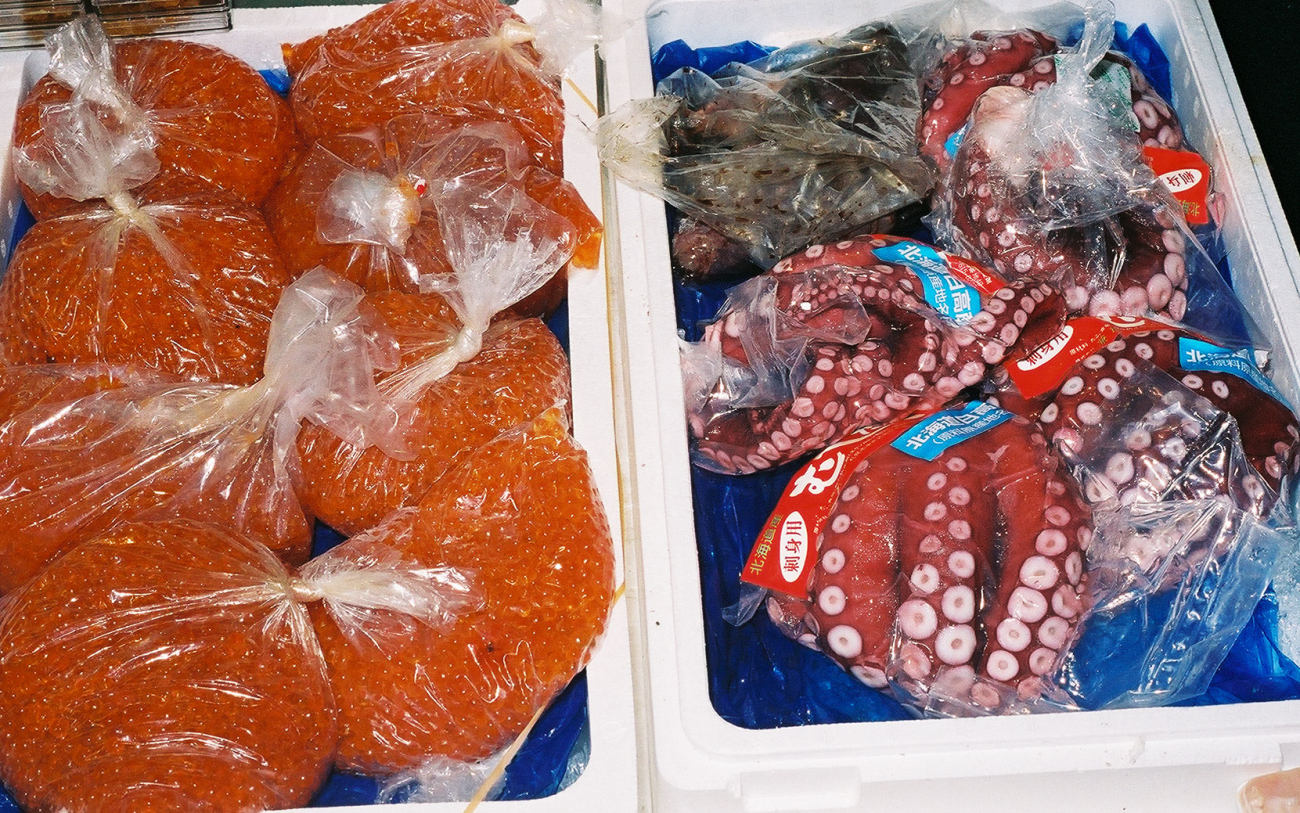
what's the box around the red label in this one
[1143,146,1211,226]
[944,252,1005,296]
[741,419,919,597]
[1007,315,1172,398]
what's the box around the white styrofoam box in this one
[0,7,639,812]
[600,0,1300,811]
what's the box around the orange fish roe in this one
[13,37,297,220]
[0,364,314,593]
[264,113,601,317]
[0,191,295,385]
[310,408,615,772]
[0,520,337,812]
[284,0,566,175]
[296,289,571,536]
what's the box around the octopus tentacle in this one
[690,236,1068,473]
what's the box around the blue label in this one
[891,402,1014,461]
[872,241,982,324]
[944,122,968,158]
[1178,338,1293,409]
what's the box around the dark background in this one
[1205,0,1299,250]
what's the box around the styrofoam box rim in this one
[0,6,639,812]
[601,0,1300,810]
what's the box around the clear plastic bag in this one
[264,112,600,317]
[0,187,296,385]
[751,403,1092,714]
[682,234,1068,473]
[295,186,574,536]
[12,16,297,219]
[308,407,617,786]
[924,5,1244,335]
[284,0,599,175]
[0,517,476,813]
[598,22,932,269]
[0,269,403,593]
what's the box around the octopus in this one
[767,408,1092,711]
[0,520,337,812]
[995,324,1299,511]
[941,86,1192,321]
[310,408,615,773]
[284,0,566,174]
[919,28,1188,168]
[600,23,932,270]
[13,18,298,219]
[264,113,600,319]
[686,235,1067,473]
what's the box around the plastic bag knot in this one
[288,579,326,604]
[496,19,536,47]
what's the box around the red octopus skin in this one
[943,86,1191,321]
[919,30,1058,166]
[769,411,1091,709]
[689,236,1068,473]
[1000,326,1300,496]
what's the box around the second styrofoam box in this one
[601,0,1300,811]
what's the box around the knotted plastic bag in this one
[0,269,403,593]
[0,518,476,813]
[296,186,573,536]
[12,15,297,219]
[599,22,932,269]
[264,113,600,317]
[310,407,616,781]
[0,187,296,384]
[283,0,600,175]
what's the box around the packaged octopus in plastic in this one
[743,401,1093,714]
[988,315,1300,510]
[682,234,1069,474]
[0,269,403,594]
[307,406,616,784]
[296,185,573,536]
[284,0,599,175]
[264,112,600,318]
[599,22,933,271]
[0,517,476,812]
[0,185,295,385]
[12,16,297,220]
[923,4,1243,335]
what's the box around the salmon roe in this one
[264,113,601,317]
[284,0,566,174]
[13,37,298,219]
[311,408,615,772]
[296,289,571,536]
[0,520,337,813]
[0,364,313,593]
[0,192,295,385]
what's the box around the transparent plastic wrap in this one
[307,407,616,787]
[989,316,1300,495]
[682,234,1068,473]
[0,518,476,813]
[295,186,573,536]
[745,403,1093,715]
[264,113,600,318]
[925,5,1242,335]
[283,0,598,174]
[0,185,296,386]
[1055,499,1287,709]
[599,22,932,269]
[0,269,403,593]
[12,16,297,219]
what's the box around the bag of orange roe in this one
[296,185,576,536]
[0,269,403,593]
[0,517,477,813]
